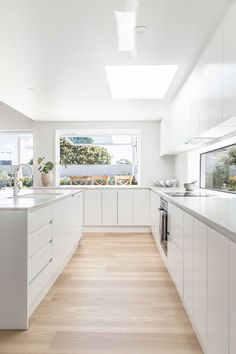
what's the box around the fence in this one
[60,164,133,177]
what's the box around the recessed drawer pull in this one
[29,258,53,285]
[50,220,53,224]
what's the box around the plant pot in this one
[41,172,53,187]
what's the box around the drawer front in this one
[28,242,53,284]
[28,223,53,259]
[28,260,53,309]
[28,205,53,234]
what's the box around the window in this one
[0,132,33,189]
[200,143,236,193]
[57,131,140,185]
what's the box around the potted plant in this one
[37,157,55,187]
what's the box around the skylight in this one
[105,65,179,99]
[115,12,136,51]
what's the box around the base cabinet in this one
[102,190,118,225]
[207,228,229,354]
[183,212,194,317]
[167,235,183,298]
[230,241,236,354]
[84,188,150,227]
[117,190,133,225]
[150,191,160,245]
[133,190,150,225]
[83,190,102,225]
[193,219,208,350]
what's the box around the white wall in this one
[0,102,34,130]
[34,121,174,186]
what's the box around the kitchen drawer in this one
[28,259,53,309]
[28,242,53,284]
[28,205,53,234]
[28,223,53,259]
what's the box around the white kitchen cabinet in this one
[207,24,223,128]
[167,235,184,299]
[102,190,117,225]
[150,191,160,244]
[83,189,102,225]
[207,227,229,354]
[183,212,194,317]
[133,189,150,225]
[168,203,184,252]
[230,241,236,354]
[117,189,133,225]
[223,2,236,122]
[193,219,208,350]
[197,47,210,134]
[53,192,83,270]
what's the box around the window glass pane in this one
[200,144,236,193]
[0,133,33,189]
[59,133,139,186]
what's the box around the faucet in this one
[13,163,33,197]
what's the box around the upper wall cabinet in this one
[223,2,236,122]
[160,11,225,155]
[208,24,223,127]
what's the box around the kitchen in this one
[0,1,236,353]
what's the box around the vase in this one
[41,172,53,187]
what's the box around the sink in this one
[9,192,63,200]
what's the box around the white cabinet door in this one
[198,47,210,134]
[223,2,236,122]
[150,192,160,244]
[207,227,229,354]
[167,235,184,299]
[102,190,117,225]
[117,190,133,225]
[168,203,184,252]
[230,241,236,354]
[193,219,208,350]
[83,190,102,225]
[208,24,223,128]
[133,190,150,225]
[183,212,194,317]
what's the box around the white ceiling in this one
[0,0,234,122]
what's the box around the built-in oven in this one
[159,197,168,255]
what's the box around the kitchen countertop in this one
[0,188,82,210]
[33,185,149,189]
[151,187,236,243]
[1,185,236,242]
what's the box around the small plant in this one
[37,157,54,174]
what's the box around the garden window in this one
[200,143,236,193]
[0,132,33,189]
[57,131,140,185]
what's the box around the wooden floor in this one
[0,233,203,354]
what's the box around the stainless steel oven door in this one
[159,208,168,255]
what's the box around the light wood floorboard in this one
[0,233,203,354]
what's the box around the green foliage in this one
[20,176,33,188]
[28,158,33,165]
[116,159,132,165]
[37,157,54,174]
[205,147,236,191]
[60,177,71,185]
[60,137,112,166]
[0,170,10,187]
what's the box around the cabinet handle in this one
[50,220,53,224]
